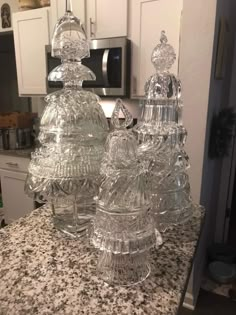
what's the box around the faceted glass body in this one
[25,9,108,237]
[133,31,194,231]
[91,100,158,285]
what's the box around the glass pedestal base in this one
[97,250,151,286]
[51,201,95,238]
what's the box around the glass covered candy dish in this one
[133,31,196,232]
[91,99,160,285]
[25,6,108,237]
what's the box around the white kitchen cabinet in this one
[86,0,127,39]
[0,155,34,223]
[129,0,183,97]
[50,0,85,37]
[13,8,50,96]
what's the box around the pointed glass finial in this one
[160,30,168,44]
[151,30,176,72]
[110,99,133,129]
[102,99,136,170]
[51,2,89,61]
[144,31,181,100]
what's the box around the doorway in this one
[0,33,30,112]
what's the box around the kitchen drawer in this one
[0,154,30,173]
[0,168,34,223]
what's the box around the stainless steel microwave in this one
[46,37,130,97]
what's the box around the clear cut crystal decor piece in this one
[91,99,159,285]
[25,5,108,238]
[25,19,203,287]
[133,31,203,232]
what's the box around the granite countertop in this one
[0,149,33,158]
[0,205,204,315]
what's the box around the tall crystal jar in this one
[25,8,108,237]
[91,99,159,285]
[133,31,195,232]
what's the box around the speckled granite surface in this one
[0,205,204,315]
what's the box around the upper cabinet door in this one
[86,0,127,39]
[129,0,183,97]
[13,8,50,96]
[50,0,85,38]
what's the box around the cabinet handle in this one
[90,18,95,37]
[102,49,110,86]
[6,162,18,167]
[133,76,137,94]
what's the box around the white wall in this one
[179,0,217,309]
[180,0,236,309]
[179,1,217,203]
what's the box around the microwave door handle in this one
[102,49,110,86]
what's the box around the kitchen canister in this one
[39,0,50,7]
[18,0,39,10]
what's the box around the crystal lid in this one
[145,31,181,100]
[110,98,133,130]
[51,11,89,61]
[151,30,176,72]
[100,99,138,172]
